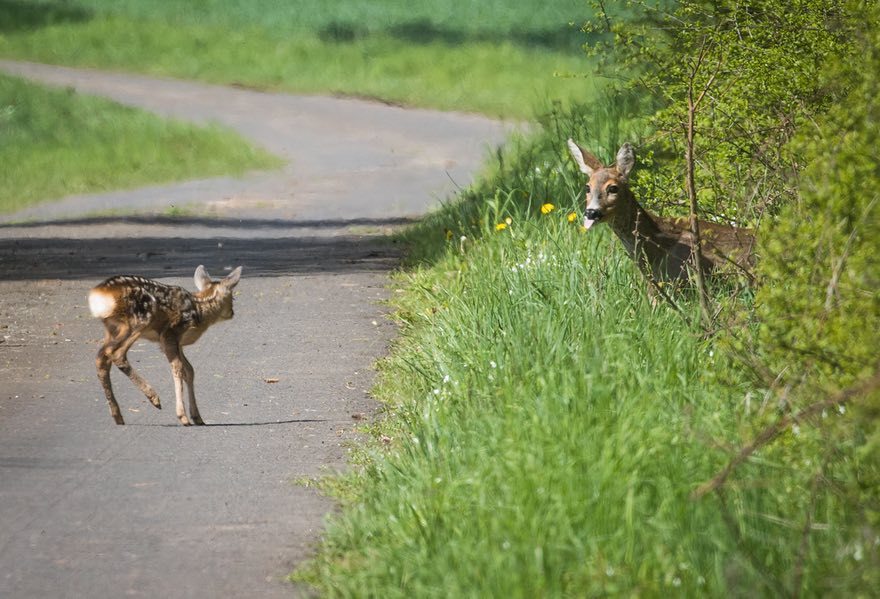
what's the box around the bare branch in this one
[693,363,880,499]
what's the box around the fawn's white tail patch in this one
[88,289,116,319]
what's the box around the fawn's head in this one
[567,139,636,230]
[194,265,242,319]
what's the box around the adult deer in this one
[567,139,755,282]
[89,265,242,425]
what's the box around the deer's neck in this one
[607,192,665,258]
[192,290,224,325]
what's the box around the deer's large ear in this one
[567,138,602,176]
[222,266,242,289]
[194,265,212,291]
[616,143,635,180]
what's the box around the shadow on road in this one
[0,215,418,230]
[129,418,330,428]
[0,216,405,281]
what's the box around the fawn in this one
[89,265,242,425]
[567,139,755,282]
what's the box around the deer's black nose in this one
[585,209,604,221]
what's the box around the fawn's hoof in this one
[178,416,192,426]
[148,395,162,409]
[192,416,205,426]
[113,415,125,425]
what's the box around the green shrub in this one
[584,0,855,226]
[746,1,880,590]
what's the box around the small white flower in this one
[490,361,497,369]
[443,374,451,384]
[432,389,441,395]
[838,404,846,415]
[792,424,801,436]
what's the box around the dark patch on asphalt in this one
[0,234,401,281]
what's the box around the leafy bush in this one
[745,1,880,590]
[584,0,855,225]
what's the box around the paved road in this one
[0,61,513,597]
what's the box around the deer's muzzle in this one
[585,208,603,221]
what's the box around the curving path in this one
[0,61,514,597]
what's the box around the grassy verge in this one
[0,1,598,119]
[294,108,867,595]
[0,73,280,214]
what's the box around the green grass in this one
[0,1,601,119]
[0,73,280,214]
[294,108,869,596]
[55,0,590,42]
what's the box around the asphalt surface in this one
[0,61,514,597]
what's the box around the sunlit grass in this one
[298,184,745,596]
[0,2,599,119]
[0,74,280,214]
[294,107,864,595]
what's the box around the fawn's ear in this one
[615,143,635,180]
[222,266,242,289]
[567,138,603,176]
[194,265,212,291]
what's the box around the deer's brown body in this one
[89,265,242,425]
[567,139,755,281]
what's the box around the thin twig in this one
[693,363,880,499]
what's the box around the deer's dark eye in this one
[606,185,619,194]
[585,184,591,193]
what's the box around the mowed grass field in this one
[0,74,280,214]
[0,0,599,213]
[0,0,598,119]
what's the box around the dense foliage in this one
[585,0,855,224]
[749,1,880,588]
[584,0,880,592]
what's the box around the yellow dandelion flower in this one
[567,212,578,223]
[495,222,508,231]
[541,203,555,214]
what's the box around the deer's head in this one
[194,265,242,320]
[567,139,636,230]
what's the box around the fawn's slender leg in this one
[161,337,192,426]
[111,329,161,409]
[96,329,126,425]
[179,350,204,425]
